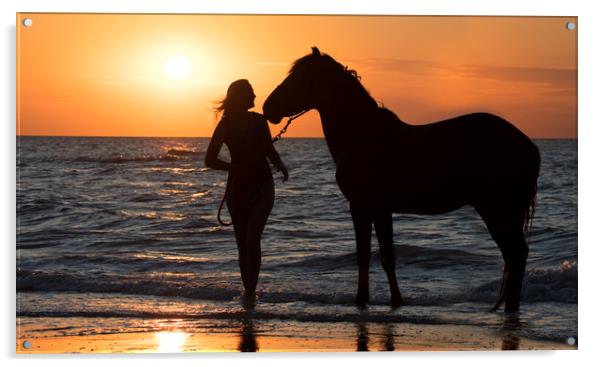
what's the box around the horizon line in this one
[15,135,577,140]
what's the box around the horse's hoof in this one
[504,296,521,313]
[356,293,369,309]
[504,304,520,313]
[390,296,403,309]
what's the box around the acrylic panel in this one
[16,13,577,353]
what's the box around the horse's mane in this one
[290,53,379,110]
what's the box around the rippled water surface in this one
[16,137,577,344]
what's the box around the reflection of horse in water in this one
[357,323,395,351]
[263,47,540,312]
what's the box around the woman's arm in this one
[260,116,288,182]
[205,119,230,171]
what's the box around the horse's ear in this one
[311,47,321,56]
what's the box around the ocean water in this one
[16,137,577,347]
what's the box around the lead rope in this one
[217,110,308,226]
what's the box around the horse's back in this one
[381,111,538,173]
[337,110,540,213]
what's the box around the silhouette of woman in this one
[205,79,288,304]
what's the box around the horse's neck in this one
[318,98,377,163]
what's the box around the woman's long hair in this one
[214,79,252,118]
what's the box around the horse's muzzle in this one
[262,103,283,124]
[265,115,283,124]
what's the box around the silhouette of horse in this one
[263,47,540,312]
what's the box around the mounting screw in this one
[566,21,576,31]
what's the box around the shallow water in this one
[16,137,577,346]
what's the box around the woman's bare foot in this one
[242,290,257,309]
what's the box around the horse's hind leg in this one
[373,210,403,308]
[351,205,372,308]
[498,232,528,312]
[479,207,529,312]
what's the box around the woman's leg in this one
[242,180,275,295]
[227,194,251,291]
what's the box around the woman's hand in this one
[278,163,289,183]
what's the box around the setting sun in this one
[163,54,191,80]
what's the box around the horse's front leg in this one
[351,205,372,308]
[373,210,403,308]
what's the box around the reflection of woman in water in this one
[205,79,288,303]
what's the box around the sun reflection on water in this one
[155,331,189,353]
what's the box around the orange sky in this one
[17,14,577,138]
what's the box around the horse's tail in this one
[524,186,537,237]
[523,143,541,240]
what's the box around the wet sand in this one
[16,317,574,353]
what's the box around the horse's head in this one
[263,47,347,124]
